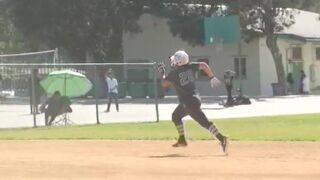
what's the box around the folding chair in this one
[50,106,74,126]
[51,111,74,126]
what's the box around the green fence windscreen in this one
[203,15,241,45]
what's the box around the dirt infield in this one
[0,140,319,180]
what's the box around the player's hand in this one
[210,77,221,88]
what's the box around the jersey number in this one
[179,70,194,86]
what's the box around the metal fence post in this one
[153,63,160,122]
[31,69,37,127]
[94,66,100,124]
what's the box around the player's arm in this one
[198,62,215,78]
[198,62,221,87]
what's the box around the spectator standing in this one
[299,70,306,94]
[299,70,310,94]
[302,72,310,94]
[105,69,119,112]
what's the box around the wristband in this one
[209,76,214,79]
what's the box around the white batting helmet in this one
[170,50,189,66]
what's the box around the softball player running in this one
[157,50,228,154]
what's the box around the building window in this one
[316,47,320,60]
[292,47,302,60]
[234,57,247,79]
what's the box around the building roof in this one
[280,10,320,39]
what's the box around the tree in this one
[0,1,26,54]
[4,0,144,63]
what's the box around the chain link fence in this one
[0,63,163,128]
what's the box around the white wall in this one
[259,37,278,96]
[307,43,320,89]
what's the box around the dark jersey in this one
[165,63,199,103]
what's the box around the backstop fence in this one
[0,62,164,128]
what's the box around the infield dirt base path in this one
[0,140,319,180]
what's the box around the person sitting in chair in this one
[40,91,72,126]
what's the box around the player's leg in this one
[172,104,188,147]
[189,110,228,154]
[48,115,57,126]
[105,93,112,112]
[44,111,49,126]
[115,93,119,112]
[186,96,228,154]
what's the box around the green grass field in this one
[0,113,319,141]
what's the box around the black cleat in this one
[172,136,188,147]
[220,136,229,155]
[172,141,188,147]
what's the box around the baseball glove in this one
[157,62,166,75]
